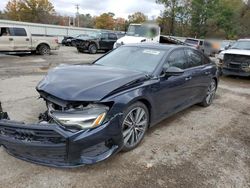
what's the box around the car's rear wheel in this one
[200,79,217,107]
[122,102,149,151]
[88,44,98,54]
[37,44,50,55]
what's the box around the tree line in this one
[157,0,250,39]
[0,0,249,39]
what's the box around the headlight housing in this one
[50,104,109,130]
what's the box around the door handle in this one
[9,38,13,41]
[26,38,29,41]
[185,76,192,81]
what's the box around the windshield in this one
[95,46,166,73]
[230,41,250,50]
[127,25,159,38]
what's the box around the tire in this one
[121,102,149,152]
[37,44,50,55]
[200,79,217,107]
[88,44,98,54]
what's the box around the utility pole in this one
[76,4,80,27]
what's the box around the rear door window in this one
[13,28,27,36]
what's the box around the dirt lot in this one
[0,47,250,188]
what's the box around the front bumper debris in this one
[0,103,123,168]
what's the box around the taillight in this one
[55,39,58,44]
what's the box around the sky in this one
[0,0,165,19]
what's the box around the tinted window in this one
[13,28,27,36]
[165,49,188,69]
[108,33,117,40]
[186,49,203,68]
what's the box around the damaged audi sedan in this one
[0,44,219,167]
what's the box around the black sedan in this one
[0,44,219,167]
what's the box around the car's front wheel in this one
[88,44,98,54]
[200,79,217,107]
[122,102,149,151]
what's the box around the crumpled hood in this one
[220,49,250,56]
[37,64,145,101]
[116,36,147,45]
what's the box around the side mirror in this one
[164,67,184,76]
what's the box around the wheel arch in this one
[36,42,50,51]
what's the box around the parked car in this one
[0,26,59,55]
[76,32,119,54]
[0,44,219,167]
[218,39,250,77]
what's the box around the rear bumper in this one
[0,114,123,168]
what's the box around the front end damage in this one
[0,97,123,168]
[222,54,250,77]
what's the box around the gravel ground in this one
[0,47,249,188]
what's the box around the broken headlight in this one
[50,104,109,130]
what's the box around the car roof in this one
[123,43,189,51]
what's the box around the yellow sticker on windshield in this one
[143,49,161,55]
